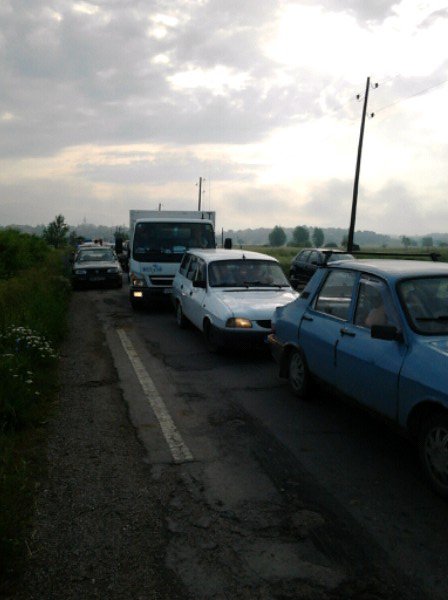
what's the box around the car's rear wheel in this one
[288,349,309,398]
[176,302,188,329]
[418,412,448,498]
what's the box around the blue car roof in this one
[329,259,448,282]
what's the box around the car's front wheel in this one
[288,348,309,398]
[203,321,222,353]
[176,302,188,329]
[418,412,448,498]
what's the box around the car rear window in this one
[327,253,354,263]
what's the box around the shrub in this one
[0,229,50,280]
[0,235,71,583]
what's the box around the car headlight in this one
[226,317,252,328]
[130,273,145,287]
[74,269,87,275]
[107,267,119,273]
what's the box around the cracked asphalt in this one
[7,282,442,599]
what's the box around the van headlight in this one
[74,269,87,275]
[107,267,120,273]
[226,317,252,328]
[130,273,145,287]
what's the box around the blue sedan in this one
[268,259,448,498]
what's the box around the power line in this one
[374,77,448,115]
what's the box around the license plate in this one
[163,288,172,294]
[90,276,106,282]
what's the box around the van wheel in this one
[176,302,187,329]
[130,298,144,311]
[288,349,309,398]
[418,412,448,498]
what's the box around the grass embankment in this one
[0,229,71,588]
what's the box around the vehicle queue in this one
[71,242,448,500]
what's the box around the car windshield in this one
[208,259,290,288]
[398,276,448,334]
[77,250,115,262]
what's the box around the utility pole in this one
[197,177,203,211]
[347,77,378,252]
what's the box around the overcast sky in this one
[1,0,447,235]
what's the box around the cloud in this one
[0,0,447,236]
[77,148,256,184]
[0,0,296,158]
[319,0,400,23]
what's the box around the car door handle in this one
[302,315,313,322]
[340,328,355,337]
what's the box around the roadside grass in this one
[243,245,448,276]
[0,231,71,589]
[242,246,298,275]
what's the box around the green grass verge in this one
[0,239,71,591]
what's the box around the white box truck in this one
[128,210,216,309]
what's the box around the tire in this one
[418,412,448,498]
[288,348,309,398]
[176,302,188,329]
[130,298,144,311]
[203,321,222,353]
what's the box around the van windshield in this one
[133,222,215,262]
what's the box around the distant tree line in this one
[268,225,327,248]
[38,215,128,249]
[265,225,448,249]
[3,218,448,250]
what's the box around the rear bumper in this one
[72,273,122,288]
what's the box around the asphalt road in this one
[13,279,448,599]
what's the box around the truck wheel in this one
[418,412,448,498]
[130,298,144,311]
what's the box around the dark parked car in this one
[269,259,448,497]
[72,247,123,290]
[289,248,354,290]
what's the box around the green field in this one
[242,245,448,276]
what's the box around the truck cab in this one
[128,214,216,309]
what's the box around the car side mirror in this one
[371,324,403,342]
[193,280,206,289]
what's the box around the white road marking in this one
[116,328,194,464]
